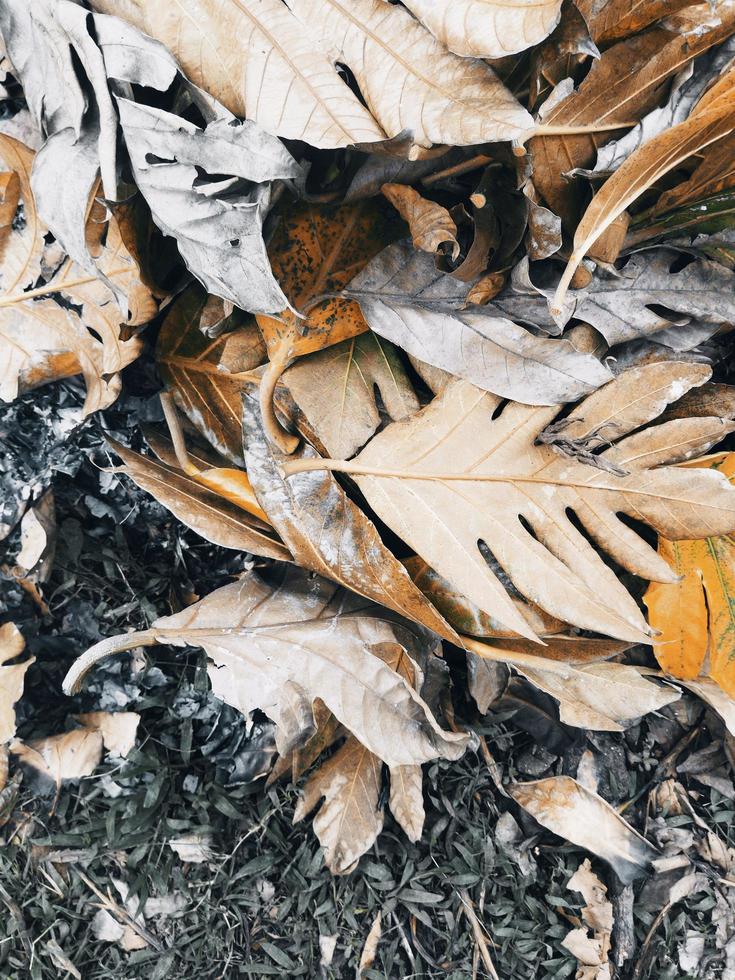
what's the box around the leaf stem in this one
[160,391,199,476]
[0,266,132,307]
[260,354,300,454]
[62,629,158,695]
[531,122,638,138]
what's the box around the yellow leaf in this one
[645,454,735,697]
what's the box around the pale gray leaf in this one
[117,98,302,315]
[347,245,612,404]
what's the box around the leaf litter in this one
[3,0,735,976]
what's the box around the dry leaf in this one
[554,68,735,309]
[255,201,402,449]
[64,566,471,767]
[382,183,459,259]
[400,0,562,58]
[576,0,693,44]
[0,622,33,743]
[531,18,735,229]
[75,712,140,758]
[563,859,613,980]
[645,453,735,698]
[359,912,382,976]
[466,636,678,731]
[117,97,302,315]
[157,286,266,465]
[0,136,153,414]
[11,729,103,791]
[347,241,613,404]
[169,832,216,864]
[643,130,735,220]
[510,775,657,883]
[15,489,55,582]
[284,0,534,149]
[243,394,457,642]
[108,437,290,562]
[90,0,386,148]
[301,363,735,641]
[279,332,419,460]
[556,249,735,345]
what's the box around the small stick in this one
[458,889,500,980]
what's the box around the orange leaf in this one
[644,454,735,697]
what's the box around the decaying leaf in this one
[510,775,657,883]
[108,437,290,562]
[382,183,459,260]
[347,241,613,404]
[11,729,103,792]
[400,0,563,58]
[645,453,735,699]
[64,566,470,768]
[558,249,735,344]
[288,363,735,641]
[118,98,301,315]
[0,622,33,744]
[562,859,614,980]
[554,66,735,309]
[157,286,266,465]
[465,635,678,731]
[0,136,154,414]
[279,332,419,460]
[359,912,382,976]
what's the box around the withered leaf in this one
[0,622,33,744]
[64,566,471,767]
[157,286,266,466]
[109,438,290,562]
[279,332,418,461]
[382,183,459,260]
[510,775,657,883]
[243,394,457,642]
[118,98,302,315]
[11,729,103,792]
[346,242,612,404]
[318,363,735,641]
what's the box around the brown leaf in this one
[243,393,458,642]
[576,0,694,44]
[359,912,382,976]
[509,775,657,882]
[255,201,402,451]
[645,131,735,218]
[382,183,459,260]
[531,17,735,229]
[278,332,419,461]
[0,136,155,414]
[303,363,735,641]
[64,565,471,767]
[554,68,735,308]
[108,438,291,562]
[11,729,103,791]
[157,285,266,465]
[74,712,140,758]
[399,0,563,58]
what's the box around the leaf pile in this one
[1,0,735,886]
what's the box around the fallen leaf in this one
[255,200,402,449]
[554,67,735,309]
[531,17,735,229]
[168,833,216,864]
[466,635,678,731]
[559,249,735,344]
[576,0,693,44]
[90,0,386,148]
[156,286,266,465]
[75,712,140,758]
[64,566,471,767]
[284,0,534,149]
[0,136,153,414]
[382,183,459,260]
[243,394,457,642]
[359,912,382,976]
[645,453,735,699]
[347,241,613,404]
[117,97,302,315]
[510,775,657,883]
[399,0,562,58]
[0,622,33,743]
[15,489,55,582]
[11,729,103,792]
[279,332,419,460]
[108,438,290,562]
[562,859,613,980]
[293,363,735,641]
